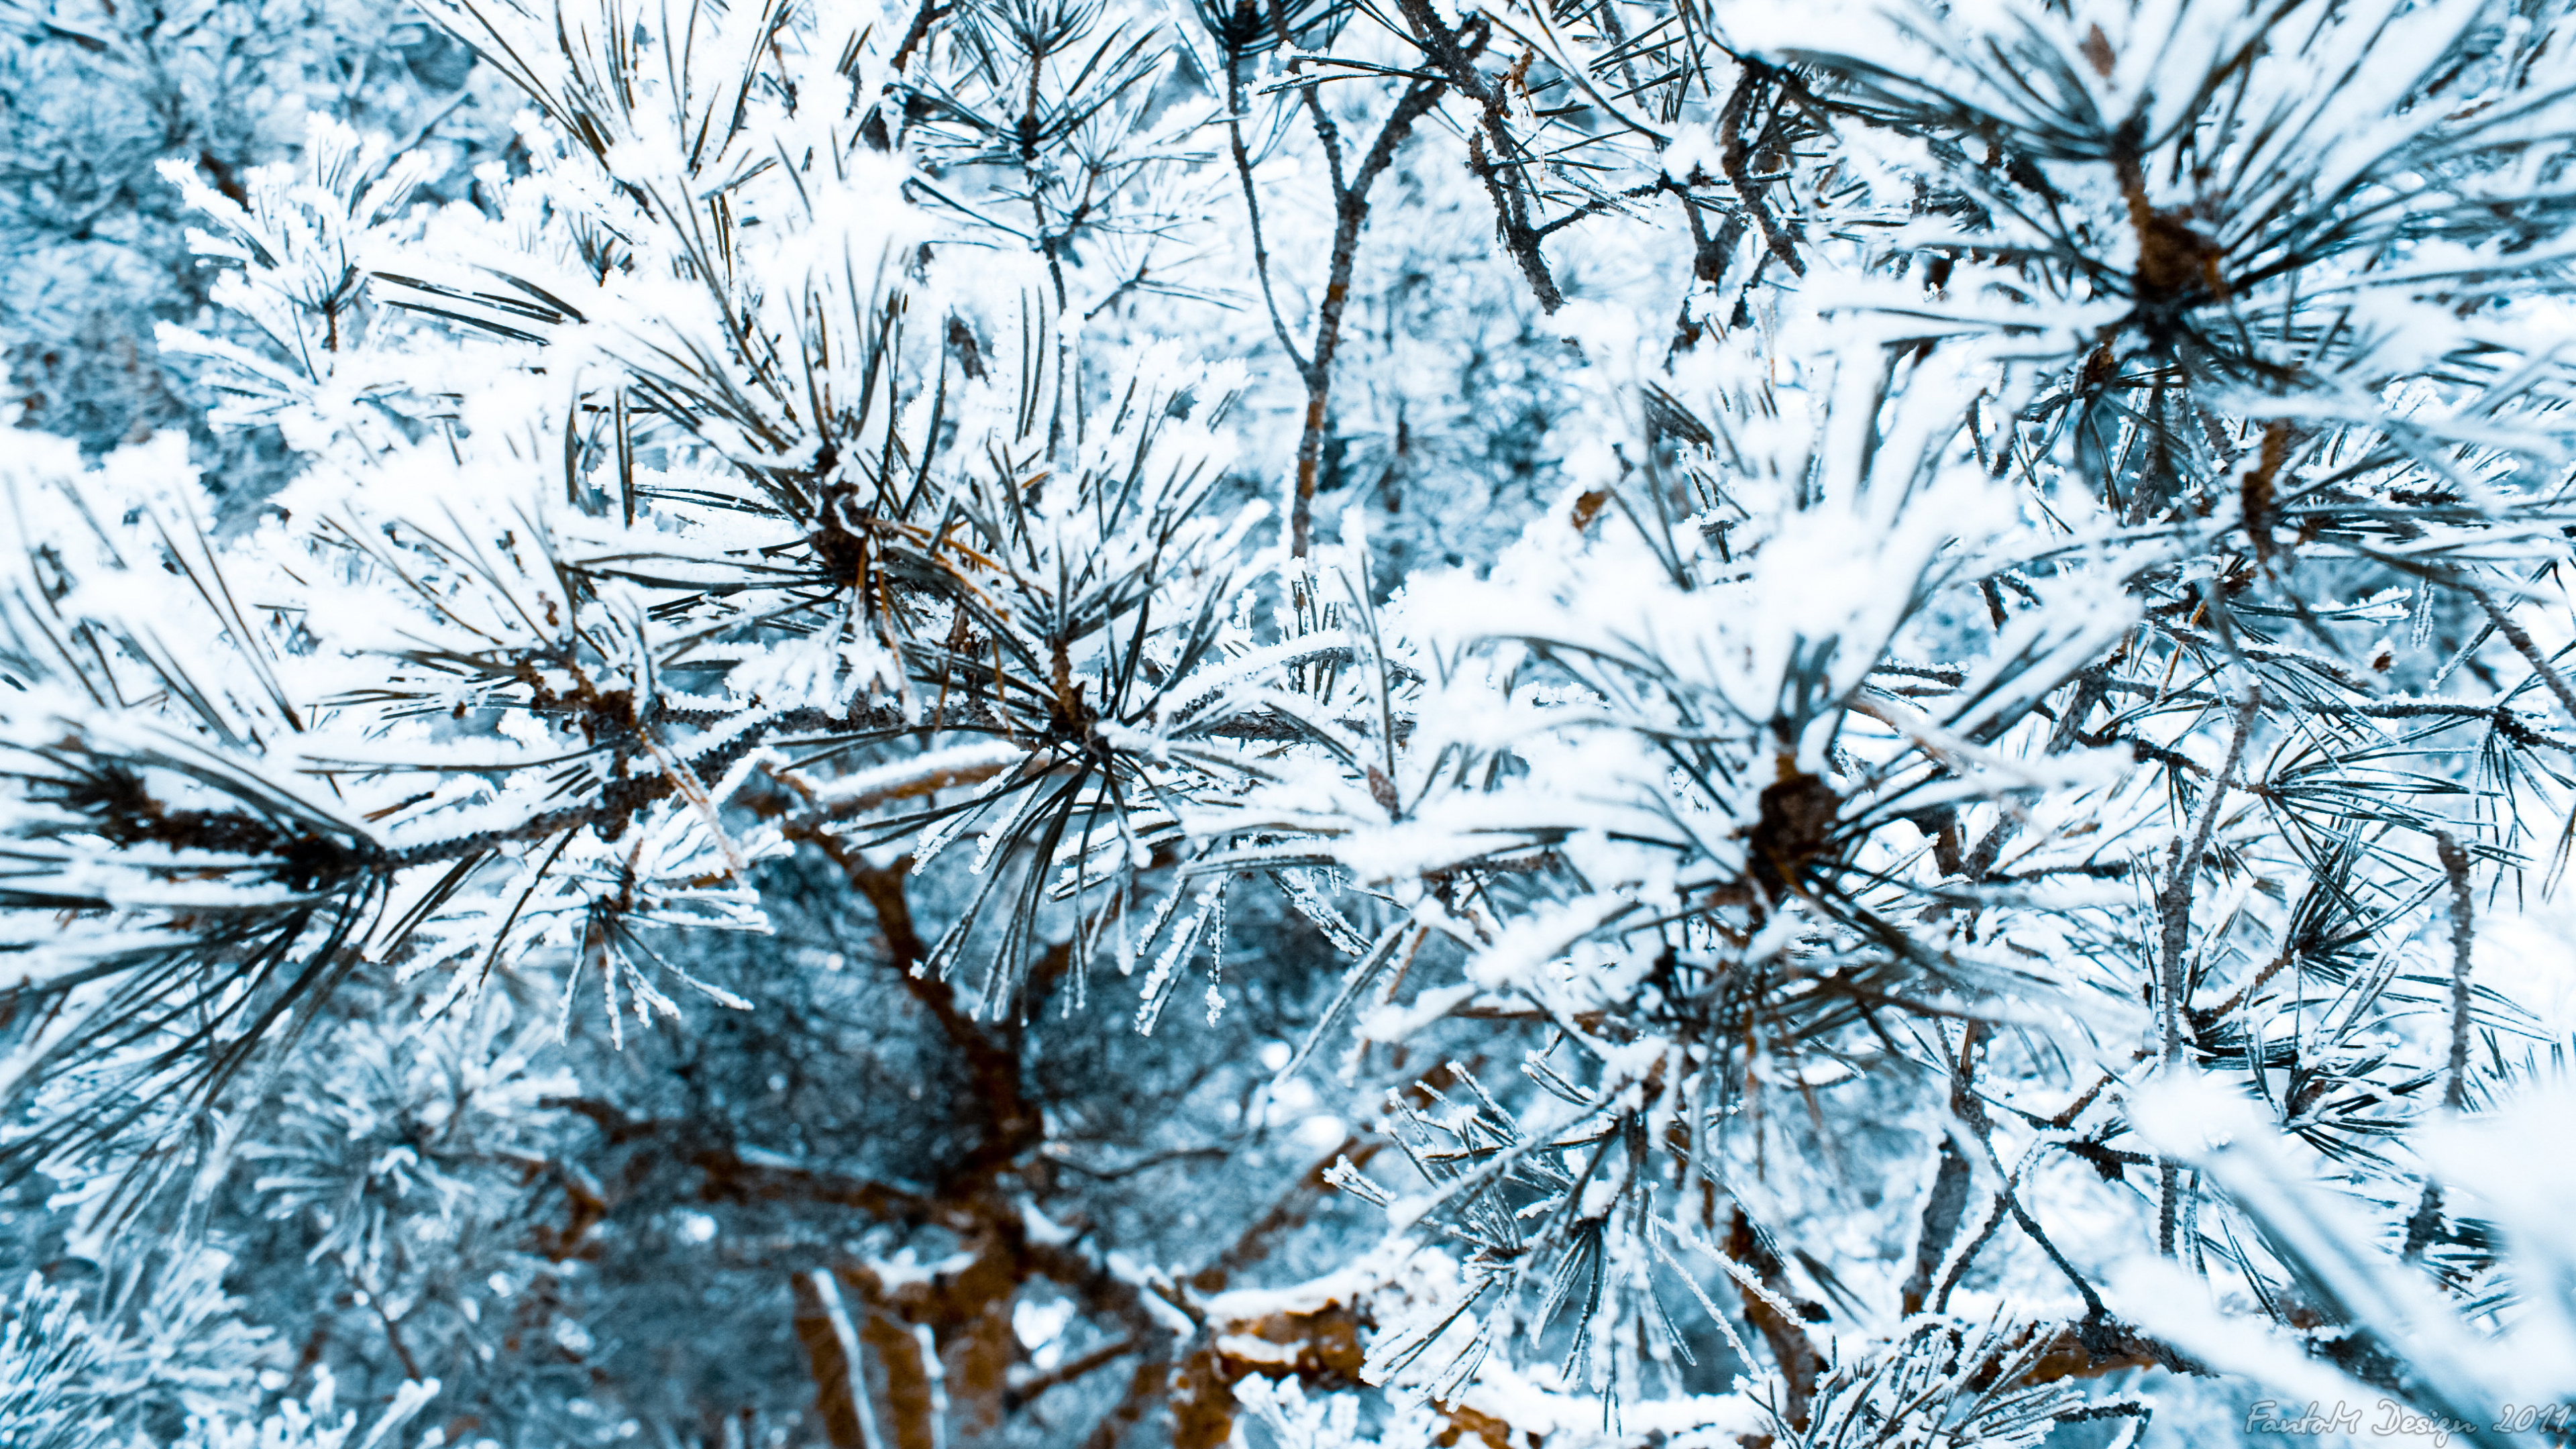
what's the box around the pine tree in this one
[9,0,2576,1442]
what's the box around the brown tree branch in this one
[1383,0,1561,313]
[1717,68,1803,278]
[1080,1356,1174,1449]
[794,1269,892,1449]
[1727,1207,1827,1432]
[1289,76,1448,558]
[1005,1335,1141,1410]
[1192,1135,1384,1293]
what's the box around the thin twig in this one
[2432,831,2476,1112]
[1901,1022,1980,1316]
[2402,831,2480,1263]
[1385,0,1562,311]
[1717,67,1802,277]
[1006,1336,1141,1408]
[1222,33,1313,379]
[2159,689,2260,1069]
[1289,75,1446,557]
[2470,582,2576,724]
[2158,688,2258,1257]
